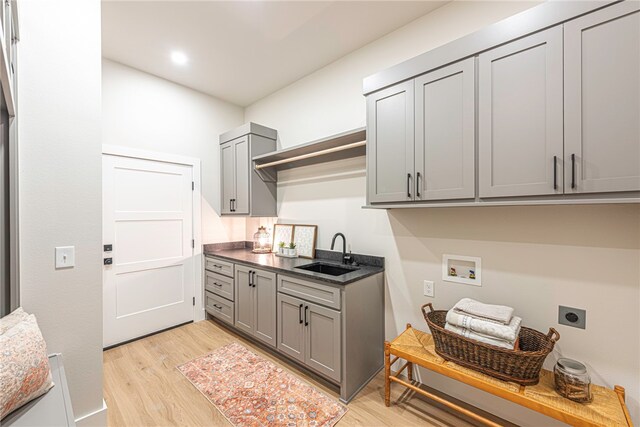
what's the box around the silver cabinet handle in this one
[248,270,253,287]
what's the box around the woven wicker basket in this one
[422,303,559,386]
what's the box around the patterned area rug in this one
[177,342,347,426]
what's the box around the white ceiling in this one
[101,1,447,106]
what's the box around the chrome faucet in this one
[330,232,352,264]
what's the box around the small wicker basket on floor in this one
[422,303,559,386]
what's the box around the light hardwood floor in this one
[103,320,489,426]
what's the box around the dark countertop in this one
[203,245,384,286]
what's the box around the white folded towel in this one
[446,310,522,343]
[445,323,516,350]
[452,298,514,325]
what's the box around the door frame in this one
[102,144,204,322]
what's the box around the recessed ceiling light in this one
[171,51,188,66]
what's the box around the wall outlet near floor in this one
[558,305,586,329]
[423,280,434,297]
[55,246,75,269]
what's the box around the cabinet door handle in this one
[407,173,411,198]
[571,154,576,190]
[213,304,222,310]
[299,304,303,324]
[252,271,256,287]
[416,172,421,198]
[304,305,309,326]
[248,270,253,287]
[553,156,558,190]
[231,199,236,212]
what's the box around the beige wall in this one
[245,1,640,424]
[18,0,105,422]
[102,59,246,244]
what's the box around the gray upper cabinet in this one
[478,26,564,198]
[234,264,277,347]
[220,123,277,217]
[367,80,414,203]
[415,58,475,200]
[564,2,640,194]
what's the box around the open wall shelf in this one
[252,127,366,182]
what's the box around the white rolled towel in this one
[452,298,514,325]
[445,323,517,350]
[446,310,522,343]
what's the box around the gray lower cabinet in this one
[277,293,342,383]
[205,292,234,326]
[234,264,277,347]
[304,301,341,382]
[277,293,305,363]
[478,26,564,198]
[219,123,278,217]
[415,58,475,201]
[564,2,640,194]
[367,80,414,203]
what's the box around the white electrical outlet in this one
[55,246,75,269]
[423,280,434,297]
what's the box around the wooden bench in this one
[384,325,633,427]
[3,354,76,427]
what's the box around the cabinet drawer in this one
[205,257,234,277]
[205,271,234,301]
[277,275,341,310]
[205,292,234,326]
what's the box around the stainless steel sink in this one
[295,262,359,276]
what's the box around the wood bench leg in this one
[384,341,391,407]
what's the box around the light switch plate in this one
[558,305,586,329]
[423,280,434,297]
[55,246,75,269]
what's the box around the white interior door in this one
[103,154,194,348]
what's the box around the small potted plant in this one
[288,242,297,257]
[278,241,286,254]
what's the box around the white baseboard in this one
[75,399,108,427]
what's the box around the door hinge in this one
[191,239,195,248]
[192,297,195,306]
[192,181,194,191]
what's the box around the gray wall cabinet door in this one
[233,137,250,214]
[220,142,235,214]
[479,26,563,198]
[277,293,306,363]
[234,265,254,335]
[367,80,415,203]
[304,302,341,383]
[564,2,640,194]
[252,268,277,347]
[415,58,475,200]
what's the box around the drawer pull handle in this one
[213,282,222,287]
[213,304,222,310]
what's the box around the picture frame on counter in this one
[293,224,318,259]
[272,224,294,251]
